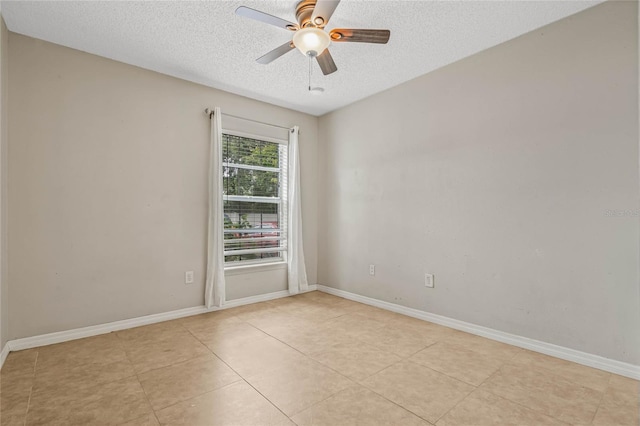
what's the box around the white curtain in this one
[287,126,309,294]
[204,107,225,308]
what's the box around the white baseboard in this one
[8,305,208,353]
[2,286,316,364]
[224,290,288,308]
[317,284,640,380]
[0,342,9,367]
[225,284,316,308]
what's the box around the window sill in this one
[224,261,287,276]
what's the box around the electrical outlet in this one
[425,273,434,288]
[369,264,375,276]
[185,271,194,284]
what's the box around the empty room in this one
[0,0,638,425]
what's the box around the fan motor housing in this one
[296,0,321,28]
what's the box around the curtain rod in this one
[204,108,294,133]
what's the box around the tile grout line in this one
[118,321,214,377]
[260,305,466,424]
[405,358,478,424]
[438,351,544,421]
[203,300,386,421]
[136,314,245,413]
[355,369,436,425]
[223,315,357,421]
[132,371,163,425]
[346,344,455,424]
[404,358,480,388]
[589,373,613,424]
[358,359,441,425]
[21,350,39,426]
[476,360,605,425]
[478,385,574,426]
[241,308,403,385]
[239,300,374,361]
[408,345,524,423]
[428,354,512,424]
[283,385,355,422]
[236,311,372,422]
[180,318,294,423]
[144,380,245,417]
[21,337,147,425]
[114,331,163,425]
[239,378,297,423]
[353,349,498,425]
[348,317,610,426]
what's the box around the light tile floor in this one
[1,291,638,425]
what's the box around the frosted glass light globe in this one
[293,27,331,57]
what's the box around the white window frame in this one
[222,129,288,268]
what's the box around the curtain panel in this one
[205,107,226,308]
[287,126,309,294]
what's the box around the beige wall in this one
[318,1,640,364]
[8,34,318,339]
[0,16,8,349]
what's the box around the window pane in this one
[224,253,281,263]
[223,168,280,198]
[223,134,280,168]
[223,209,283,262]
[223,202,278,228]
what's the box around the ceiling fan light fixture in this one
[293,27,330,57]
[236,1,391,76]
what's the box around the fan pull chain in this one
[308,54,312,92]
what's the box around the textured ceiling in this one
[2,0,602,116]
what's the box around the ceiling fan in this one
[235,0,390,75]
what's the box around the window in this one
[222,132,288,265]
